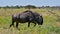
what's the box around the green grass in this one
[0,8,60,34]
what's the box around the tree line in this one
[0,5,60,9]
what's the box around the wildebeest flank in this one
[10,10,43,29]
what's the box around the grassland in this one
[0,8,60,34]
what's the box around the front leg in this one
[34,23,36,27]
[28,22,30,27]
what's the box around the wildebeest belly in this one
[19,19,28,23]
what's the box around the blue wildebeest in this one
[10,10,43,29]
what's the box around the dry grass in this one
[0,8,60,34]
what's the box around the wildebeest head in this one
[34,13,43,25]
[38,15,43,25]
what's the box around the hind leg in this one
[16,22,20,30]
[16,22,19,29]
[10,21,14,28]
